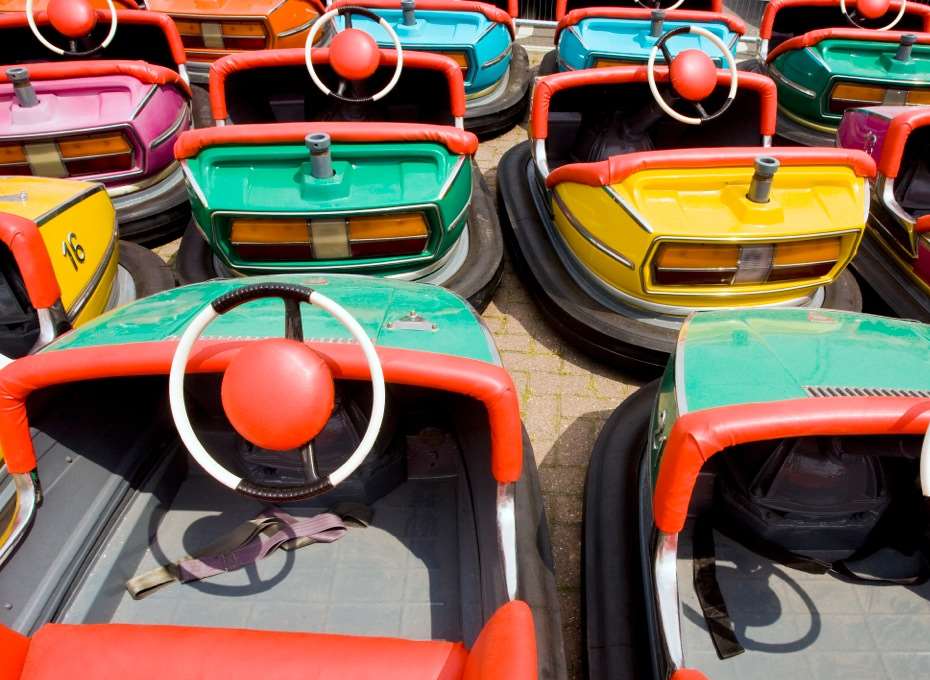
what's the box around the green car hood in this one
[677,309,930,413]
[45,274,499,365]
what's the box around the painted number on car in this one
[62,232,86,271]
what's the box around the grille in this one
[804,386,930,398]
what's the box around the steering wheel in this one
[636,0,686,11]
[169,282,386,502]
[305,6,404,103]
[647,26,738,125]
[840,0,906,30]
[26,0,118,57]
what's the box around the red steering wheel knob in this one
[669,49,717,102]
[856,0,891,19]
[221,339,335,452]
[329,27,381,81]
[47,0,98,39]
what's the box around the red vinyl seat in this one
[1,601,536,680]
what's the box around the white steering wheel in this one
[305,6,404,103]
[25,0,118,57]
[637,0,686,10]
[169,282,386,501]
[647,25,738,125]
[840,0,907,30]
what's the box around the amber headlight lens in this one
[57,131,134,176]
[229,213,429,261]
[830,83,885,113]
[0,143,29,176]
[176,19,268,52]
[593,58,633,68]
[652,243,740,286]
[442,52,470,73]
[652,237,844,288]
[907,89,930,105]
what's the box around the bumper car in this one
[585,307,930,679]
[496,42,874,370]
[175,23,503,310]
[0,274,565,679]
[0,176,171,358]
[327,0,528,139]
[0,0,194,245]
[747,0,930,146]
[541,2,744,76]
[839,105,930,320]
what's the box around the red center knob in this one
[47,0,98,39]
[857,0,891,19]
[221,339,335,452]
[669,49,718,102]
[329,28,381,81]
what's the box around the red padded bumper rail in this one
[766,27,930,62]
[174,121,478,159]
[1,601,536,680]
[530,66,777,140]
[554,8,745,43]
[878,106,930,178]
[0,341,522,483]
[0,214,60,312]
[554,0,723,20]
[654,396,930,533]
[209,48,466,121]
[0,9,187,67]
[0,59,191,97]
[546,145,876,188]
[330,0,517,25]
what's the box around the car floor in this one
[677,527,930,680]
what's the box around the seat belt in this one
[126,503,371,600]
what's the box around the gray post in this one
[401,0,416,26]
[306,132,334,179]
[746,156,779,204]
[896,34,917,61]
[6,67,38,108]
[650,10,666,38]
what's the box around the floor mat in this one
[64,470,465,641]
[678,528,930,680]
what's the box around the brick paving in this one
[156,47,641,676]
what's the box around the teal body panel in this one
[676,308,930,414]
[45,274,499,364]
[334,11,512,96]
[183,141,471,274]
[772,39,930,129]
[556,17,738,71]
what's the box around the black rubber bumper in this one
[118,201,193,248]
[497,141,863,372]
[177,160,503,311]
[464,43,532,140]
[852,229,930,322]
[584,381,657,680]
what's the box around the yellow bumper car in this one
[0,176,173,358]
[496,30,876,370]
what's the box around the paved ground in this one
[155,44,641,677]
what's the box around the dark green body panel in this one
[772,39,930,129]
[184,141,471,275]
[45,274,498,365]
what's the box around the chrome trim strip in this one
[107,160,183,198]
[33,184,105,226]
[769,62,816,98]
[473,21,499,43]
[551,189,635,270]
[446,197,471,233]
[533,139,550,178]
[762,134,773,147]
[497,482,518,601]
[879,175,914,229]
[438,155,467,200]
[279,17,317,37]
[0,472,38,570]
[604,185,652,234]
[66,220,119,323]
[655,532,685,670]
[181,160,208,206]
[151,105,190,149]
[130,85,158,121]
[674,317,691,415]
[482,43,512,69]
